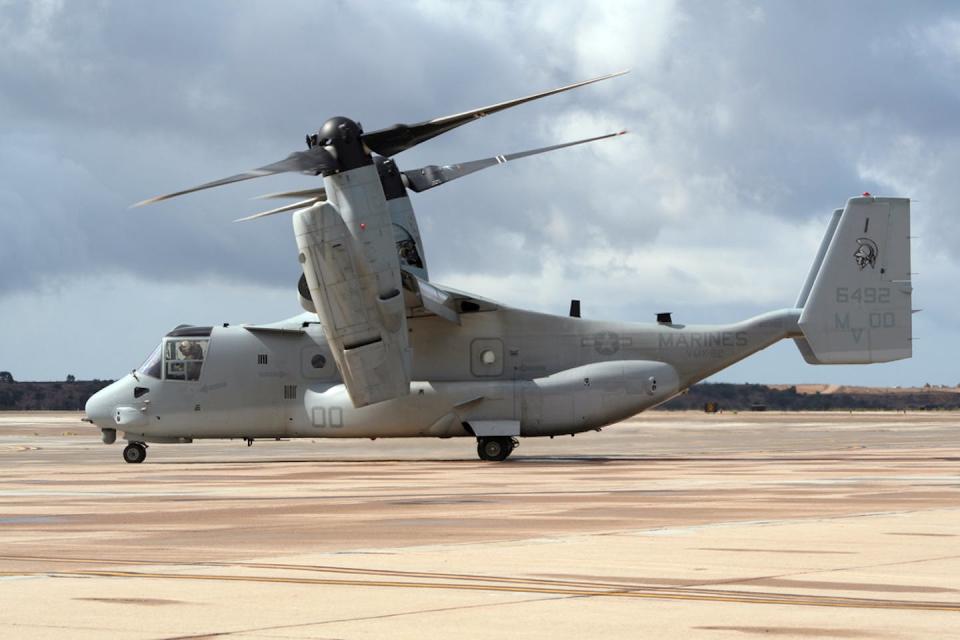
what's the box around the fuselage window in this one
[164,338,209,382]
[311,354,326,369]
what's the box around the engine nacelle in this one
[520,360,679,436]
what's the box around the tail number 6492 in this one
[836,287,890,304]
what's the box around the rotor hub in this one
[309,117,371,174]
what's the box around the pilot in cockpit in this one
[177,340,204,380]
[178,341,203,361]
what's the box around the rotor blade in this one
[132,146,337,207]
[362,70,629,157]
[233,198,321,223]
[254,187,328,200]
[402,130,627,193]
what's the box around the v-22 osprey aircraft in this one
[84,71,913,463]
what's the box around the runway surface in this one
[0,411,958,638]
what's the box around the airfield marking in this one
[9,550,960,592]
[4,569,960,611]
[0,554,659,590]
[6,552,960,602]
[2,555,960,612]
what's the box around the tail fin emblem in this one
[854,237,878,270]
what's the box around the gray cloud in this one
[1,0,958,384]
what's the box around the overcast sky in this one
[1,0,957,385]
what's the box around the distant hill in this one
[658,383,960,411]
[0,380,113,411]
[1,380,958,412]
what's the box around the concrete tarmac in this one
[0,411,958,639]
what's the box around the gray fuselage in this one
[86,305,800,443]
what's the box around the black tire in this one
[122,443,146,464]
[477,436,514,462]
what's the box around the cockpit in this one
[137,326,212,381]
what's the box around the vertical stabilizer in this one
[796,208,843,308]
[797,196,911,364]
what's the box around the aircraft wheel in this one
[477,436,514,462]
[122,443,147,464]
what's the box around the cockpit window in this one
[138,344,163,379]
[163,338,209,381]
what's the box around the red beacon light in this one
[862,192,871,197]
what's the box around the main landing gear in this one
[477,436,518,462]
[122,442,147,464]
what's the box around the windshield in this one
[163,338,209,381]
[138,344,163,379]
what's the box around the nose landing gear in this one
[122,442,147,464]
[477,436,518,462]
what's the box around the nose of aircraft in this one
[85,384,115,427]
